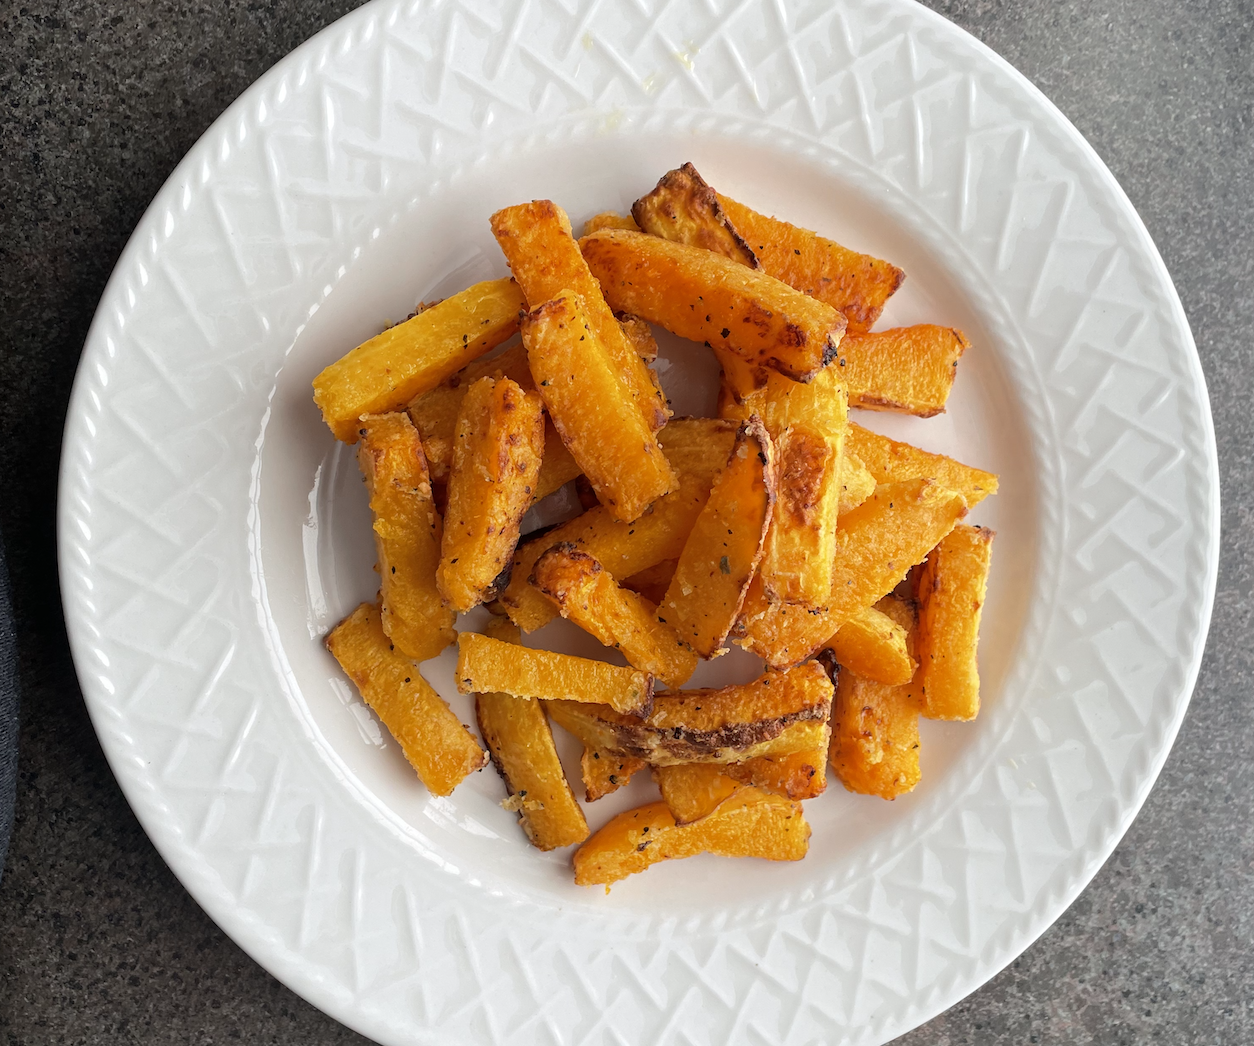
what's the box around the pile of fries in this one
[314,164,997,889]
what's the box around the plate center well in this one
[253,129,1039,907]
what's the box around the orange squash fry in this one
[326,604,486,796]
[654,745,828,823]
[617,311,659,361]
[531,419,583,501]
[356,413,456,662]
[580,228,846,383]
[531,543,699,689]
[632,163,758,267]
[916,524,994,721]
[523,293,676,523]
[620,558,678,607]
[572,789,810,888]
[738,479,968,667]
[474,617,588,850]
[491,200,669,430]
[839,451,876,515]
[314,278,524,442]
[837,325,968,417]
[500,473,710,632]
[656,417,740,485]
[718,356,848,605]
[456,632,653,717]
[407,342,533,481]
[846,423,999,507]
[581,746,647,802]
[825,601,916,686]
[726,747,828,801]
[581,211,641,236]
[831,664,921,800]
[544,661,832,766]
[653,763,741,824]
[436,378,545,612]
[661,417,776,657]
[716,192,904,333]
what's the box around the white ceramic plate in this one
[58,1,1219,1043]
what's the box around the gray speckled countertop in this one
[1,1,1250,1043]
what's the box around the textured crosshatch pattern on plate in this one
[58,1,1217,1044]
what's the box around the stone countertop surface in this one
[1,0,1250,1043]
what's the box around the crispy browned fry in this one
[582,747,647,801]
[718,357,848,604]
[407,342,533,481]
[831,664,921,800]
[825,601,916,686]
[500,473,710,632]
[531,543,699,689]
[473,617,588,850]
[523,293,676,522]
[356,413,456,662]
[837,326,968,416]
[632,163,758,267]
[581,228,846,382]
[653,763,740,823]
[840,451,876,515]
[616,312,658,361]
[572,789,810,888]
[437,378,545,612]
[314,278,525,442]
[726,747,828,801]
[738,479,968,667]
[661,417,776,657]
[545,661,832,766]
[456,632,653,716]
[326,604,486,795]
[581,212,641,236]
[491,200,669,429]
[916,524,994,721]
[621,559,678,607]
[717,193,904,333]
[846,423,999,507]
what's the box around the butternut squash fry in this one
[456,632,653,717]
[572,789,810,888]
[831,665,922,800]
[718,356,847,605]
[522,293,676,523]
[620,558,678,607]
[531,543,699,689]
[580,228,846,382]
[825,601,916,686]
[839,451,876,515]
[738,479,968,667]
[581,746,647,802]
[652,763,740,824]
[717,192,904,333]
[500,472,710,633]
[325,604,486,796]
[916,524,994,721]
[545,661,832,766]
[474,617,588,850]
[660,417,776,657]
[632,163,758,267]
[314,278,524,441]
[846,423,999,507]
[836,325,968,417]
[356,413,456,662]
[491,200,669,429]
[581,211,641,236]
[437,377,545,612]
[725,747,828,801]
